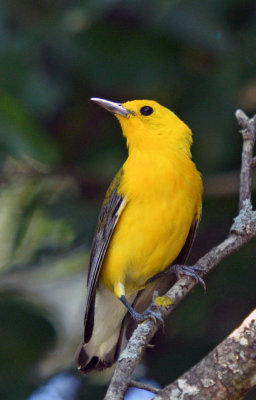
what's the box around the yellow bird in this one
[76,98,203,372]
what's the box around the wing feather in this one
[84,169,126,342]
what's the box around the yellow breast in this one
[100,149,202,296]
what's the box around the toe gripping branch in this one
[171,264,206,290]
[119,264,205,327]
[146,264,206,291]
[120,295,164,326]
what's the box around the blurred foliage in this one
[0,0,255,399]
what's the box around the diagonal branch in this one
[104,230,256,400]
[153,308,256,400]
[104,110,256,400]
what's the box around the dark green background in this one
[0,0,255,399]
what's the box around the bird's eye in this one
[140,106,153,116]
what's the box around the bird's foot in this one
[120,295,164,326]
[132,307,164,326]
[171,264,206,290]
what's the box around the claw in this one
[171,264,206,291]
[133,308,164,325]
[120,295,164,327]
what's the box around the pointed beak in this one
[90,98,133,117]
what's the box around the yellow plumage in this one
[76,98,203,373]
[101,100,202,296]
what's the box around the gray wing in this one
[84,169,126,343]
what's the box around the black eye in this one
[140,106,153,116]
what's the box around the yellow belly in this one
[101,190,196,296]
[100,150,202,297]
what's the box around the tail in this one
[75,285,129,373]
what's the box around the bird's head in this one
[90,98,192,157]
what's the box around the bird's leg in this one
[115,282,164,325]
[147,264,206,290]
[120,295,164,325]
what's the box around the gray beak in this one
[90,98,133,117]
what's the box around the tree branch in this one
[153,308,256,400]
[129,380,161,395]
[235,109,256,210]
[104,110,256,400]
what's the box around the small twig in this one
[104,110,256,400]
[129,380,161,395]
[235,109,256,210]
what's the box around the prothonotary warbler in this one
[76,98,203,372]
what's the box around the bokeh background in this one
[0,0,255,399]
